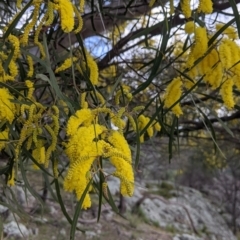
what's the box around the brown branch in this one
[179,111,240,133]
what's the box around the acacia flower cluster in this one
[63,108,134,209]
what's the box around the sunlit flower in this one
[216,23,237,40]
[0,88,16,123]
[198,0,213,14]
[55,57,78,73]
[59,0,74,33]
[185,21,195,34]
[164,77,183,117]
[181,0,191,18]
[0,129,8,151]
[220,78,235,109]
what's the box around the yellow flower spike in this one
[32,128,38,145]
[52,115,60,136]
[7,168,15,187]
[219,40,232,69]
[153,121,161,132]
[27,56,34,77]
[15,125,29,159]
[0,88,16,123]
[115,89,132,105]
[80,92,87,108]
[102,182,109,199]
[186,27,208,68]
[113,107,126,132]
[0,129,9,151]
[220,78,235,109]
[53,159,58,178]
[181,0,191,18]
[8,34,20,60]
[55,57,78,73]
[25,80,34,99]
[197,0,213,14]
[137,115,148,143]
[58,0,74,33]
[73,5,83,34]
[107,130,131,159]
[185,21,195,34]
[34,11,48,59]
[25,104,36,125]
[164,77,183,117]
[65,124,105,163]
[216,23,237,40]
[124,113,137,131]
[86,53,99,85]
[132,106,145,112]
[145,117,154,138]
[113,172,134,196]
[100,139,134,196]
[45,1,54,26]
[103,149,131,164]
[95,91,105,105]
[26,135,33,150]
[32,141,46,165]
[21,1,41,45]
[204,63,223,89]
[63,145,100,209]
[44,124,57,168]
[52,105,60,116]
[66,108,94,136]
[80,0,85,12]
[9,61,18,79]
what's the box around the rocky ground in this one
[0,176,237,240]
[1,138,239,239]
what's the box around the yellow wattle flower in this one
[73,5,83,33]
[8,34,20,60]
[21,1,41,45]
[102,132,134,196]
[220,78,235,109]
[219,40,232,69]
[7,168,15,186]
[186,27,208,68]
[197,0,213,14]
[66,108,94,136]
[25,80,34,99]
[55,57,78,73]
[9,61,18,79]
[216,23,237,40]
[64,124,105,208]
[0,88,16,123]
[58,0,74,33]
[80,0,85,12]
[86,53,99,85]
[27,56,34,77]
[185,21,195,34]
[45,1,54,26]
[0,129,9,151]
[164,77,183,117]
[181,0,191,18]
[204,63,223,89]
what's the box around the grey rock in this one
[138,185,236,240]
[173,233,203,240]
[4,221,29,239]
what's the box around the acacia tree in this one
[1,0,240,238]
